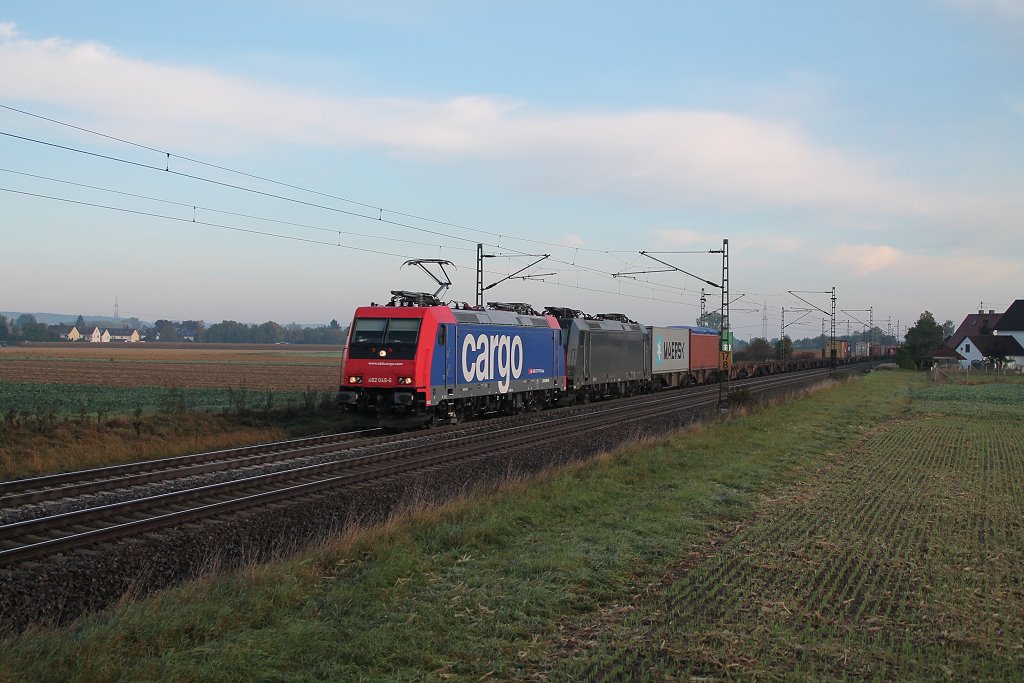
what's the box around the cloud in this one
[0,24,933,215]
[826,244,903,276]
[557,234,586,248]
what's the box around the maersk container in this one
[649,326,690,387]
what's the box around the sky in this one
[1,1,1021,339]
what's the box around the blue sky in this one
[1,1,1021,339]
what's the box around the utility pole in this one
[761,301,768,339]
[830,287,837,368]
[476,242,550,307]
[475,244,485,308]
[700,288,707,323]
[719,239,731,410]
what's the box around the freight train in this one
[337,291,843,429]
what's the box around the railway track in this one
[0,364,865,568]
[0,428,395,509]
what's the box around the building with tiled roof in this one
[955,332,1024,369]
[994,299,1024,350]
[947,309,1002,350]
[47,324,82,341]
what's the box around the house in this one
[83,327,106,344]
[48,325,81,341]
[947,309,1002,350]
[994,299,1024,349]
[955,334,1024,370]
[107,328,141,343]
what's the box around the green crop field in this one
[565,376,1024,680]
[0,381,325,417]
[2,371,1022,681]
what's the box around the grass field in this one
[2,371,1021,681]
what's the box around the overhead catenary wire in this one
[0,103,646,255]
[0,104,766,321]
[0,167,479,253]
[0,129,706,302]
[2,185,711,309]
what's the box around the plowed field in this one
[0,345,340,391]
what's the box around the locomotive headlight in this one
[348,375,363,384]
[378,349,387,357]
[399,377,413,385]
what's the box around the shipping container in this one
[823,340,849,359]
[677,326,720,371]
[649,326,691,374]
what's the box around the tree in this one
[775,335,793,360]
[904,311,944,369]
[75,314,85,330]
[255,321,287,344]
[205,320,254,343]
[153,320,178,342]
[747,337,773,361]
[696,311,723,329]
[15,313,36,332]
[895,346,915,370]
[941,319,955,338]
[177,320,206,341]
[0,314,9,341]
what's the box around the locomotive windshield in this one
[352,318,387,343]
[348,317,421,359]
[385,319,420,344]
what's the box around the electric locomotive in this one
[338,292,565,428]
[543,307,651,401]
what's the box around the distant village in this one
[0,314,347,346]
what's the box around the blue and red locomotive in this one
[338,292,566,428]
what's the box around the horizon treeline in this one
[0,314,346,345]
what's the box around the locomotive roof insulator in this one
[543,306,597,320]
[387,290,444,307]
[487,302,541,316]
[595,313,637,324]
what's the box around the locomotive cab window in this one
[385,319,421,344]
[437,325,447,346]
[352,318,387,343]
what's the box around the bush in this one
[728,387,754,406]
